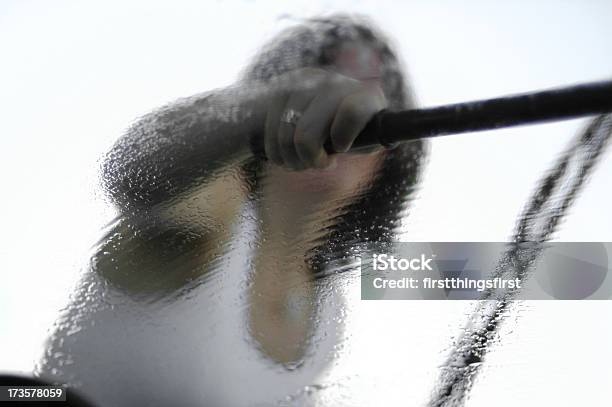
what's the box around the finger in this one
[278,91,316,170]
[330,87,387,153]
[295,126,333,169]
[295,81,360,168]
[264,94,288,165]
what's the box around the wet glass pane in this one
[1,2,612,406]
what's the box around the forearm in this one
[101,67,385,213]
[102,83,266,212]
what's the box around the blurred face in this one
[272,40,385,196]
[332,40,383,82]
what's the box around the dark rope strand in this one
[429,114,612,407]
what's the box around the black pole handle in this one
[251,79,612,158]
[323,79,612,153]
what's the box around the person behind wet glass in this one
[94,16,426,367]
[95,15,426,365]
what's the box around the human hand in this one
[263,67,387,170]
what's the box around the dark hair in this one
[242,15,428,270]
[243,14,412,110]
